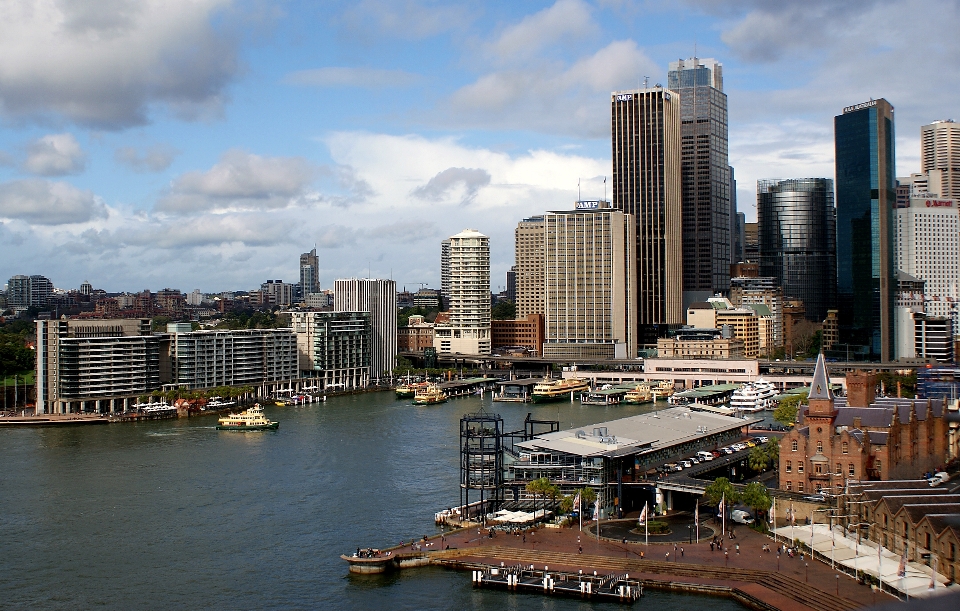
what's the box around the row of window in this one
[790,438,851,453]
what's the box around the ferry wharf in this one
[346,521,896,611]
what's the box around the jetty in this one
[0,414,109,427]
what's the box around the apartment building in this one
[290,311,370,389]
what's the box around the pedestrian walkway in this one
[773,523,959,600]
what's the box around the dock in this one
[468,564,641,603]
[437,377,498,398]
[0,414,109,427]
[493,378,543,402]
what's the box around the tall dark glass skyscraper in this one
[667,58,731,305]
[758,178,837,322]
[834,99,896,361]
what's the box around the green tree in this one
[765,438,780,466]
[491,300,516,320]
[525,477,550,515]
[748,445,771,472]
[774,393,805,426]
[703,477,739,507]
[741,482,772,519]
[151,316,172,331]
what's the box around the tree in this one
[491,299,515,320]
[774,393,805,426]
[748,445,771,472]
[765,438,780,466]
[741,482,772,519]
[525,477,551,516]
[703,477,739,507]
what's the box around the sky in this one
[1,0,958,295]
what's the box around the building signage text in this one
[843,99,878,114]
[615,94,633,102]
[926,200,954,208]
[576,200,601,210]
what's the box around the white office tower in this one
[334,278,397,381]
[896,196,959,336]
[434,229,491,355]
[921,120,960,200]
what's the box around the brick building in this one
[779,355,951,494]
[397,315,435,353]
[491,314,544,355]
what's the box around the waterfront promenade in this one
[388,520,899,611]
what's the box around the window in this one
[798,481,805,492]
[842,441,848,454]
[848,464,855,476]
[786,460,792,473]
[816,441,823,453]
[836,463,842,474]
[786,481,792,491]
[798,461,804,473]
[792,440,798,452]
[876,460,882,472]
[815,463,823,474]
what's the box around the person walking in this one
[710,541,715,552]
[680,547,684,558]
[736,543,740,555]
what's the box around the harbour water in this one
[1,391,747,610]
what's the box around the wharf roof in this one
[672,384,741,399]
[900,504,960,524]
[919,513,960,538]
[517,405,759,459]
[877,495,960,515]
[496,378,543,387]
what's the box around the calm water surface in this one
[1,391,747,610]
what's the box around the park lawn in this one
[2,371,35,385]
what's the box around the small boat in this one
[623,383,653,404]
[396,382,429,399]
[531,378,590,403]
[413,384,448,405]
[216,404,279,431]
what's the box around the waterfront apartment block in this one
[514,215,545,319]
[611,86,683,335]
[166,326,298,389]
[835,98,896,360]
[7,274,54,307]
[542,205,636,360]
[334,278,397,380]
[440,238,451,307]
[36,318,160,414]
[434,229,491,355]
[290,311,370,390]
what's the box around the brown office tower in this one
[611,87,683,344]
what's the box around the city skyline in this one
[0,1,958,293]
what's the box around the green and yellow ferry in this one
[530,378,590,403]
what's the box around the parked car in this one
[803,494,826,502]
[679,460,693,469]
[697,451,715,461]
[730,509,755,524]
[756,436,769,444]
[929,472,950,487]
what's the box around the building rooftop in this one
[517,405,758,459]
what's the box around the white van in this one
[730,510,754,525]
[929,472,950,487]
[696,451,715,461]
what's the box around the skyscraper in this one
[668,57,732,303]
[611,86,683,341]
[541,204,636,360]
[434,229,490,354]
[835,99,896,361]
[440,238,451,309]
[300,248,320,296]
[514,215,545,319]
[334,278,397,381]
[921,119,960,200]
[758,178,837,322]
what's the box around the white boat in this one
[729,378,777,413]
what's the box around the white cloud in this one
[338,0,474,41]
[115,144,179,172]
[22,133,86,176]
[284,67,422,88]
[0,179,105,225]
[156,149,316,214]
[446,39,658,137]
[0,0,239,128]
[486,0,597,62]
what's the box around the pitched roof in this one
[808,353,833,400]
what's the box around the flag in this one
[694,504,698,525]
[638,504,647,525]
[897,549,907,578]
[572,492,581,513]
[595,497,601,520]
[719,493,725,515]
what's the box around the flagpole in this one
[645,501,648,546]
[722,492,726,537]
[878,542,883,596]
[695,503,699,542]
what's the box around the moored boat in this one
[531,378,590,403]
[413,384,448,405]
[216,404,279,431]
[730,378,777,413]
[396,381,429,399]
[650,380,675,397]
[623,383,653,404]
